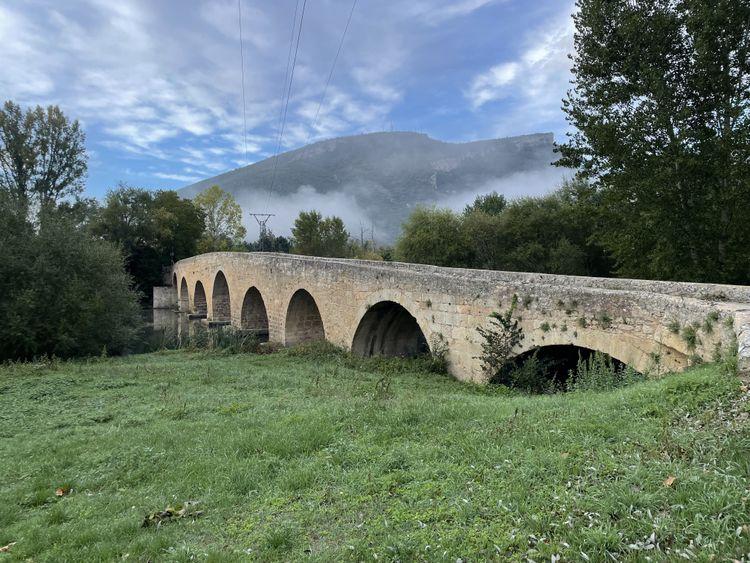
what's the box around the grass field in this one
[1,348,749,561]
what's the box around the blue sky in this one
[1,0,576,199]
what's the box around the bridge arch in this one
[352,300,429,358]
[514,328,681,376]
[193,281,207,316]
[179,277,189,311]
[241,287,269,342]
[212,271,231,322]
[285,288,325,346]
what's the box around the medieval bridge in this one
[164,252,750,382]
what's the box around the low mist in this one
[237,166,572,244]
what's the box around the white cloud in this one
[465,6,575,135]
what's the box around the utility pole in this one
[249,213,274,252]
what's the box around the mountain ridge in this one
[180,131,564,242]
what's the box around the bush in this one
[0,208,143,360]
[566,352,645,392]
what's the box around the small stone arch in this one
[285,289,325,346]
[179,277,189,311]
[352,300,429,357]
[212,271,231,321]
[241,287,269,342]
[194,281,207,316]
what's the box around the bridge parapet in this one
[170,252,750,382]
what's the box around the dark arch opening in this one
[212,271,231,322]
[352,301,429,358]
[171,273,178,307]
[179,278,189,311]
[498,345,635,392]
[285,289,325,346]
[241,287,269,342]
[194,281,207,316]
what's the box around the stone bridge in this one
[164,252,750,383]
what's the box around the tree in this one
[394,207,473,267]
[193,185,247,252]
[464,191,507,216]
[291,210,351,257]
[0,101,87,214]
[0,201,142,360]
[92,185,204,300]
[556,0,750,284]
[245,229,291,253]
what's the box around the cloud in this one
[465,5,575,135]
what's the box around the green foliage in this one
[291,210,351,258]
[476,295,524,381]
[682,325,699,350]
[556,0,750,284]
[566,352,646,392]
[0,100,87,214]
[595,311,612,329]
[540,321,551,332]
[397,180,613,276]
[503,351,559,394]
[394,206,472,267]
[92,185,205,300]
[0,204,142,361]
[193,185,247,252]
[463,190,507,215]
[668,320,681,334]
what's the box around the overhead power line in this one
[265,0,308,211]
[305,0,358,146]
[237,0,248,164]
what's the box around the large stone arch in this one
[241,286,270,342]
[193,281,207,316]
[284,288,325,346]
[179,277,189,312]
[211,270,231,322]
[352,300,429,357]
[515,327,688,375]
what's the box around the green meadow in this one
[1,348,749,561]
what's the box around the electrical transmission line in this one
[305,0,358,146]
[237,0,248,164]
[265,0,308,211]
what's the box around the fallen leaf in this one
[0,542,16,553]
[663,475,676,487]
[55,486,71,497]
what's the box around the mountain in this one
[180,131,565,243]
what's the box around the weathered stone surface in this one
[152,286,176,309]
[170,252,750,383]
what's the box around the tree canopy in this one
[556,0,750,284]
[291,210,351,257]
[193,185,247,252]
[0,101,87,214]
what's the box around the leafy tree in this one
[0,101,87,214]
[464,191,507,216]
[291,210,351,257]
[92,185,204,300]
[394,207,473,267]
[245,229,291,253]
[556,0,750,284]
[0,201,142,360]
[193,185,247,252]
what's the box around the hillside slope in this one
[180,131,565,241]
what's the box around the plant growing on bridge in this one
[476,295,524,380]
